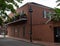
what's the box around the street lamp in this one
[29,6,33,42]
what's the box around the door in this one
[54,27,60,42]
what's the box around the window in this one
[43,10,46,18]
[43,10,52,19]
[20,11,27,18]
[11,26,15,36]
[17,26,20,37]
[46,12,51,19]
[23,25,25,37]
[20,11,23,15]
[20,11,25,16]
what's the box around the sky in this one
[18,0,58,8]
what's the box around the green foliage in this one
[0,0,23,13]
[52,8,60,22]
[0,0,23,25]
[7,4,16,13]
[52,0,60,22]
[56,0,60,6]
[0,17,3,25]
[54,8,60,13]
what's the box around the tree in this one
[0,0,23,37]
[51,0,60,22]
[0,0,23,25]
[52,0,60,22]
[52,8,60,22]
[45,8,60,23]
[56,0,60,6]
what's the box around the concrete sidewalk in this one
[7,36,60,46]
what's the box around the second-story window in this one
[46,12,51,19]
[20,11,25,17]
[43,10,52,19]
[20,11,27,18]
[43,10,47,18]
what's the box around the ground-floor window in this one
[17,26,20,37]
[23,25,25,37]
[11,26,15,36]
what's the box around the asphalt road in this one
[0,38,45,46]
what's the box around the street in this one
[0,38,44,46]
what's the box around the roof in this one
[7,18,27,25]
[19,2,53,10]
[28,2,53,9]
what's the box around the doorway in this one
[54,27,60,42]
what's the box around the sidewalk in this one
[7,36,60,46]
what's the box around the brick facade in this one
[7,2,59,42]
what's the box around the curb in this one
[7,36,48,46]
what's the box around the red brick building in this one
[7,2,60,43]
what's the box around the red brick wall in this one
[28,4,54,25]
[28,4,54,42]
[32,24,54,42]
